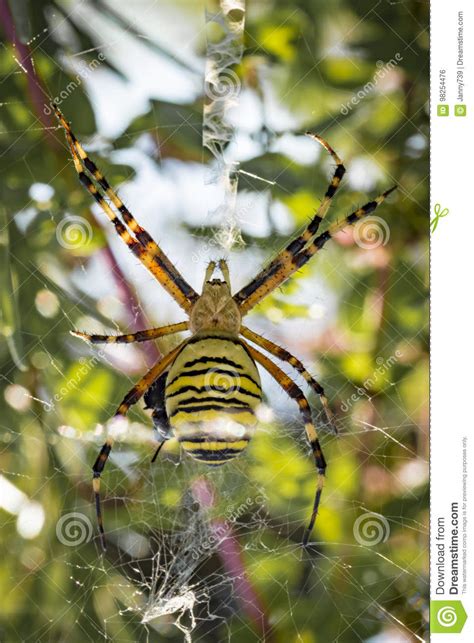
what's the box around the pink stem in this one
[101,246,161,366]
[192,479,272,638]
[0,0,56,144]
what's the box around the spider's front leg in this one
[53,103,198,312]
[233,133,346,314]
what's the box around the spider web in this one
[0,1,429,641]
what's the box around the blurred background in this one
[0,0,429,641]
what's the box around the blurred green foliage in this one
[1,1,428,642]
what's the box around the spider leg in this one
[290,186,397,271]
[240,325,336,432]
[151,440,166,463]
[236,185,396,316]
[71,321,188,344]
[53,104,198,312]
[241,339,326,546]
[234,133,345,314]
[92,340,186,550]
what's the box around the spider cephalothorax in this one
[190,261,241,334]
[54,103,396,550]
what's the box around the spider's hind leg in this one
[92,342,186,549]
[242,340,327,547]
[240,326,337,433]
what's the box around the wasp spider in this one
[54,104,395,550]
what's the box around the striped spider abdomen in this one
[54,101,395,548]
[165,335,262,466]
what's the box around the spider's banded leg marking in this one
[53,104,198,311]
[71,169,189,305]
[240,325,336,432]
[116,341,187,420]
[72,321,189,344]
[92,341,186,550]
[237,186,396,316]
[69,127,197,304]
[290,186,397,271]
[241,340,326,547]
[234,133,345,313]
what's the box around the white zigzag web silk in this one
[203,0,246,252]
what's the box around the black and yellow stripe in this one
[71,321,188,344]
[234,133,346,313]
[291,185,397,269]
[234,185,396,315]
[91,340,186,550]
[178,438,251,466]
[165,335,262,466]
[53,103,198,312]
[57,105,394,550]
[241,340,327,546]
[240,325,336,431]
